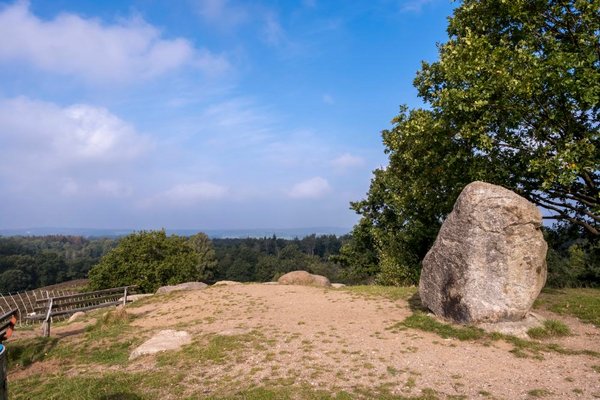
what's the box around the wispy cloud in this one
[149,182,228,206]
[400,0,435,13]
[0,1,229,83]
[288,177,331,199]
[331,153,365,170]
[322,93,334,105]
[192,0,248,30]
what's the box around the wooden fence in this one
[0,288,79,326]
[26,286,137,337]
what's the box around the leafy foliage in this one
[212,235,345,283]
[88,230,217,292]
[343,0,600,284]
[0,235,117,293]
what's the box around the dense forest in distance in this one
[0,224,597,294]
[0,234,347,293]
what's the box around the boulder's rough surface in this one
[129,330,191,360]
[419,181,547,324]
[277,271,331,287]
[156,282,208,294]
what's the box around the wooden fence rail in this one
[27,286,137,337]
[0,288,79,326]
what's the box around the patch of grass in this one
[85,308,132,341]
[592,365,600,373]
[527,319,571,339]
[394,312,485,341]
[394,312,598,360]
[6,337,58,370]
[534,288,600,327]
[9,371,173,400]
[157,331,264,367]
[343,285,418,301]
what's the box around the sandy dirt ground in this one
[11,284,600,399]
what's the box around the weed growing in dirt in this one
[526,319,570,339]
[527,388,552,397]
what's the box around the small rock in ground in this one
[156,282,208,294]
[118,294,153,303]
[477,313,545,339]
[68,311,86,323]
[278,271,331,287]
[213,280,242,286]
[129,330,191,360]
[331,283,346,289]
[262,282,279,285]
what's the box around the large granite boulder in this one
[419,181,547,324]
[277,271,331,287]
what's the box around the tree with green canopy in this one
[88,230,217,292]
[341,0,599,284]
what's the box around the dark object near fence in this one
[27,286,137,337]
[0,310,17,343]
[0,309,17,400]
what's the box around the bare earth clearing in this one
[9,284,600,399]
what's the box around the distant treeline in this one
[0,236,118,293]
[0,234,349,292]
[2,226,596,293]
[211,235,347,283]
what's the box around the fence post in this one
[42,298,53,338]
[122,287,128,307]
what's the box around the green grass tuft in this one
[527,319,571,339]
[6,337,58,370]
[396,312,485,341]
[527,388,552,397]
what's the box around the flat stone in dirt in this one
[119,294,154,303]
[478,312,545,339]
[156,282,208,294]
[67,311,86,323]
[213,280,242,286]
[277,270,331,287]
[331,283,346,288]
[129,330,191,360]
[420,181,547,324]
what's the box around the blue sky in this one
[0,0,455,230]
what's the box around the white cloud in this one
[0,97,150,169]
[161,182,228,205]
[0,1,228,83]
[288,177,331,199]
[401,0,435,13]
[331,153,365,169]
